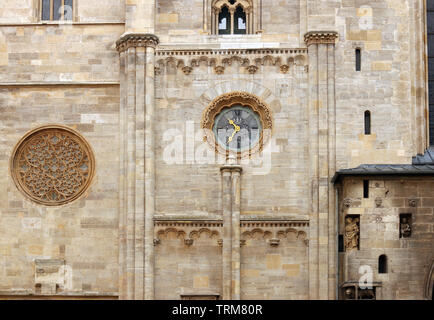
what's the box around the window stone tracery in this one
[10,125,95,206]
[211,0,253,35]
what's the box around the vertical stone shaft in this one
[134,46,145,300]
[118,49,127,299]
[307,41,319,300]
[144,45,156,300]
[221,168,232,300]
[221,163,242,300]
[231,168,241,300]
[305,31,338,300]
[327,43,337,300]
[118,0,157,300]
[126,47,136,300]
[318,42,329,299]
[116,33,159,300]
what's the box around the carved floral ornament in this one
[10,125,95,206]
[116,33,160,52]
[155,50,308,75]
[304,31,338,46]
[201,91,273,157]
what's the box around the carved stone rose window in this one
[10,125,95,206]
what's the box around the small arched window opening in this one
[212,0,253,35]
[218,6,231,35]
[355,48,361,71]
[379,255,388,274]
[234,6,247,34]
[364,110,371,135]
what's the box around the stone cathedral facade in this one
[0,0,433,300]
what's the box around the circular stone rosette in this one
[10,125,95,206]
[201,91,273,158]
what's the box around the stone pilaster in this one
[117,33,159,300]
[304,31,338,300]
[220,158,242,300]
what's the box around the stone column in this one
[230,7,235,35]
[220,157,242,300]
[304,31,338,300]
[117,33,159,300]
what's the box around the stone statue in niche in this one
[344,216,360,251]
[400,217,411,238]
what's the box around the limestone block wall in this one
[154,223,223,300]
[154,50,310,218]
[0,0,34,23]
[240,224,309,299]
[0,86,120,295]
[331,0,427,168]
[339,177,434,299]
[155,0,301,45]
[0,24,122,82]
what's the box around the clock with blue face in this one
[212,105,262,153]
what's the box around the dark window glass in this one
[53,0,62,21]
[428,5,434,145]
[64,0,73,20]
[364,111,371,135]
[363,180,369,198]
[378,255,387,273]
[42,0,51,20]
[234,6,246,35]
[355,48,361,71]
[218,6,231,35]
[338,235,344,252]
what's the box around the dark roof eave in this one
[332,170,434,184]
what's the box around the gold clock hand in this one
[228,130,237,142]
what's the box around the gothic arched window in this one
[234,6,247,34]
[212,0,253,35]
[218,6,231,34]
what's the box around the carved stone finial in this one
[304,31,338,46]
[116,33,160,52]
[214,66,225,74]
[247,65,258,74]
[182,66,193,75]
[280,65,290,74]
[184,238,194,246]
[269,238,280,247]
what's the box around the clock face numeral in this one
[212,105,262,152]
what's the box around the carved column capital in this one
[116,33,160,52]
[304,31,338,46]
[220,164,243,173]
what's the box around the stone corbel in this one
[304,31,338,46]
[116,33,160,52]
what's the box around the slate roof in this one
[332,147,434,183]
[412,147,434,165]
